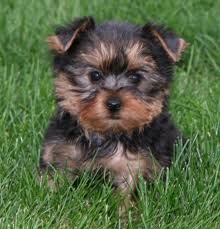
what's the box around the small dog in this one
[39,17,187,199]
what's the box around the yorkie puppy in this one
[40,17,187,199]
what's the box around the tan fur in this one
[55,73,81,115]
[64,19,93,52]
[41,142,83,189]
[47,17,94,53]
[152,30,188,62]
[98,143,161,192]
[55,72,164,133]
[125,42,156,70]
[42,144,55,164]
[80,42,117,70]
[42,141,161,193]
[79,90,114,132]
[80,41,156,71]
[42,141,83,170]
[47,36,64,53]
[118,91,163,131]
[79,90,163,133]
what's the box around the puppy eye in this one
[128,73,141,84]
[90,71,102,82]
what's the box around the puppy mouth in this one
[108,114,121,120]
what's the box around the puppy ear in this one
[47,16,95,53]
[143,23,188,62]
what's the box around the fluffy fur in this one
[40,16,187,198]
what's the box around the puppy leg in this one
[109,152,162,214]
[39,142,82,188]
[112,171,139,217]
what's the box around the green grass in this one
[0,0,220,228]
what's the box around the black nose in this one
[106,98,121,112]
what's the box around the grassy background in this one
[0,0,220,228]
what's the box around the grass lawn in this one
[0,0,220,228]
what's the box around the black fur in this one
[40,17,187,190]
[40,107,181,168]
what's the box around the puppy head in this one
[48,17,187,133]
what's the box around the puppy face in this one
[48,17,187,133]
